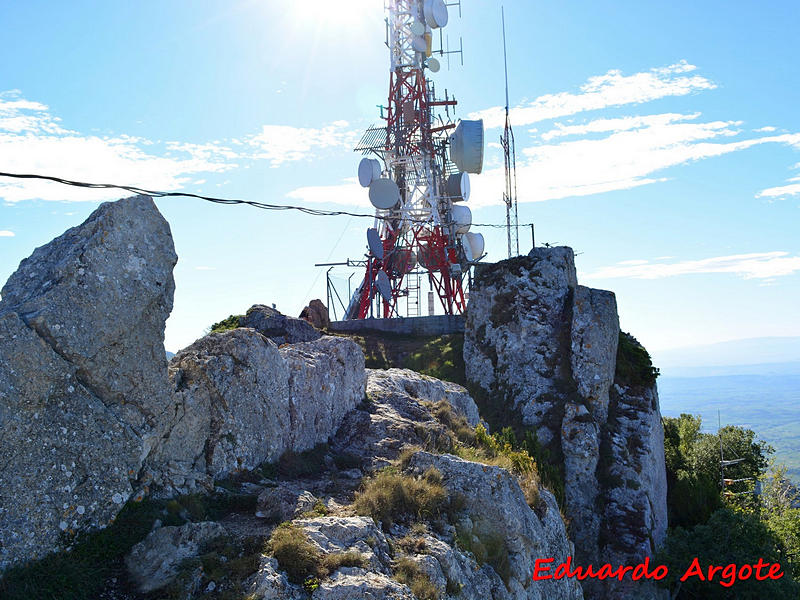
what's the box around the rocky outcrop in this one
[408,452,583,600]
[125,521,227,593]
[145,330,366,495]
[331,368,480,471]
[0,195,176,570]
[241,304,321,345]
[300,299,330,330]
[464,248,667,600]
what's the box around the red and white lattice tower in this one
[346,0,485,319]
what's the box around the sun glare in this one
[289,0,378,27]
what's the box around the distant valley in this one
[654,337,800,484]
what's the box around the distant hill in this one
[652,336,800,376]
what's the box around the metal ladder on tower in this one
[407,272,421,317]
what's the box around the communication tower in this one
[344,0,486,319]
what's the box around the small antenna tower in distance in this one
[500,6,519,258]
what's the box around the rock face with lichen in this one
[0,195,177,570]
[143,331,366,496]
[464,247,667,600]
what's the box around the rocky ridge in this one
[464,248,668,600]
[0,196,667,600]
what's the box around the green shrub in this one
[353,467,447,527]
[615,331,659,387]
[209,314,242,333]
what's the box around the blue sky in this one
[1,0,798,357]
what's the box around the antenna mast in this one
[500,6,519,258]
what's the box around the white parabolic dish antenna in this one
[366,228,384,259]
[410,20,426,36]
[358,158,381,188]
[376,269,392,302]
[463,231,485,259]
[368,177,401,209]
[427,57,440,73]
[446,172,470,202]
[449,119,484,174]
[412,35,427,52]
[424,0,448,28]
[451,204,472,234]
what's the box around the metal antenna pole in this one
[500,6,519,258]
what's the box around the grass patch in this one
[393,557,439,600]
[455,526,511,586]
[268,523,367,585]
[353,467,447,528]
[404,334,466,385]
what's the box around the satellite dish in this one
[427,57,440,73]
[358,158,381,187]
[410,20,426,36]
[449,120,485,174]
[464,232,485,259]
[462,235,474,262]
[446,172,470,202]
[451,204,472,234]
[423,0,448,28]
[412,35,427,53]
[376,269,392,302]
[368,178,401,209]
[367,228,384,259]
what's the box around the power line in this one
[0,171,532,229]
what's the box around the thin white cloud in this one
[584,252,800,281]
[286,179,369,208]
[0,90,360,202]
[757,183,800,199]
[241,121,360,167]
[755,126,777,132]
[756,164,800,198]
[469,61,716,129]
[0,230,15,237]
[0,91,239,203]
[464,116,800,207]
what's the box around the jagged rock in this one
[125,521,227,593]
[241,304,321,345]
[256,485,319,521]
[295,516,393,574]
[146,331,365,495]
[248,557,300,600]
[0,195,176,569]
[407,451,584,600]
[464,248,667,600]
[300,299,330,330]
[414,534,506,600]
[280,336,367,450]
[331,369,478,470]
[312,569,415,600]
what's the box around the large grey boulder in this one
[241,304,321,345]
[330,369,479,471]
[464,248,667,600]
[146,331,366,495]
[0,195,176,570]
[407,451,584,600]
[125,521,227,593]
